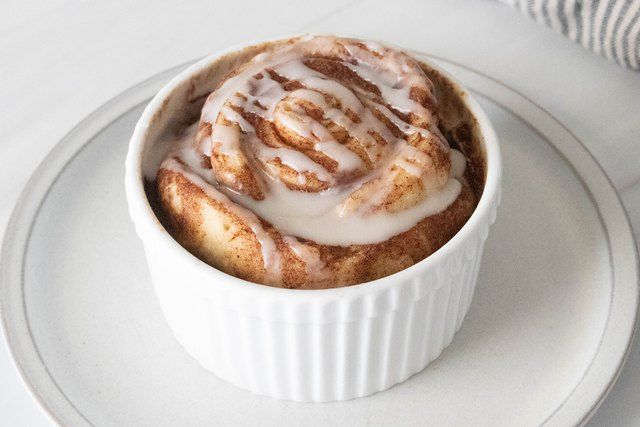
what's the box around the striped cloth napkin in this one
[500,0,640,70]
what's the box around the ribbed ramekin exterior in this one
[126,35,502,402]
[142,196,496,401]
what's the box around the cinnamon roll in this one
[150,36,484,289]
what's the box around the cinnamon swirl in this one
[149,36,485,289]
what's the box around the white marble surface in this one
[0,0,638,425]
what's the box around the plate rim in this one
[427,55,639,426]
[1,56,637,427]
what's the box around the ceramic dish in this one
[0,55,636,426]
[125,36,502,402]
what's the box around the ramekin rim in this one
[124,33,502,302]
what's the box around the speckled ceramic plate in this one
[1,55,637,426]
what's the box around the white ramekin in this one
[125,35,502,402]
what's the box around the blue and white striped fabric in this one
[500,0,640,70]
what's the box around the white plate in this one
[1,56,637,426]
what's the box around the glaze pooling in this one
[158,35,469,265]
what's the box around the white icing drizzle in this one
[450,148,466,179]
[259,143,334,181]
[157,36,469,254]
[199,36,448,182]
[394,144,435,177]
[161,156,282,283]
[226,173,463,245]
[282,235,330,281]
